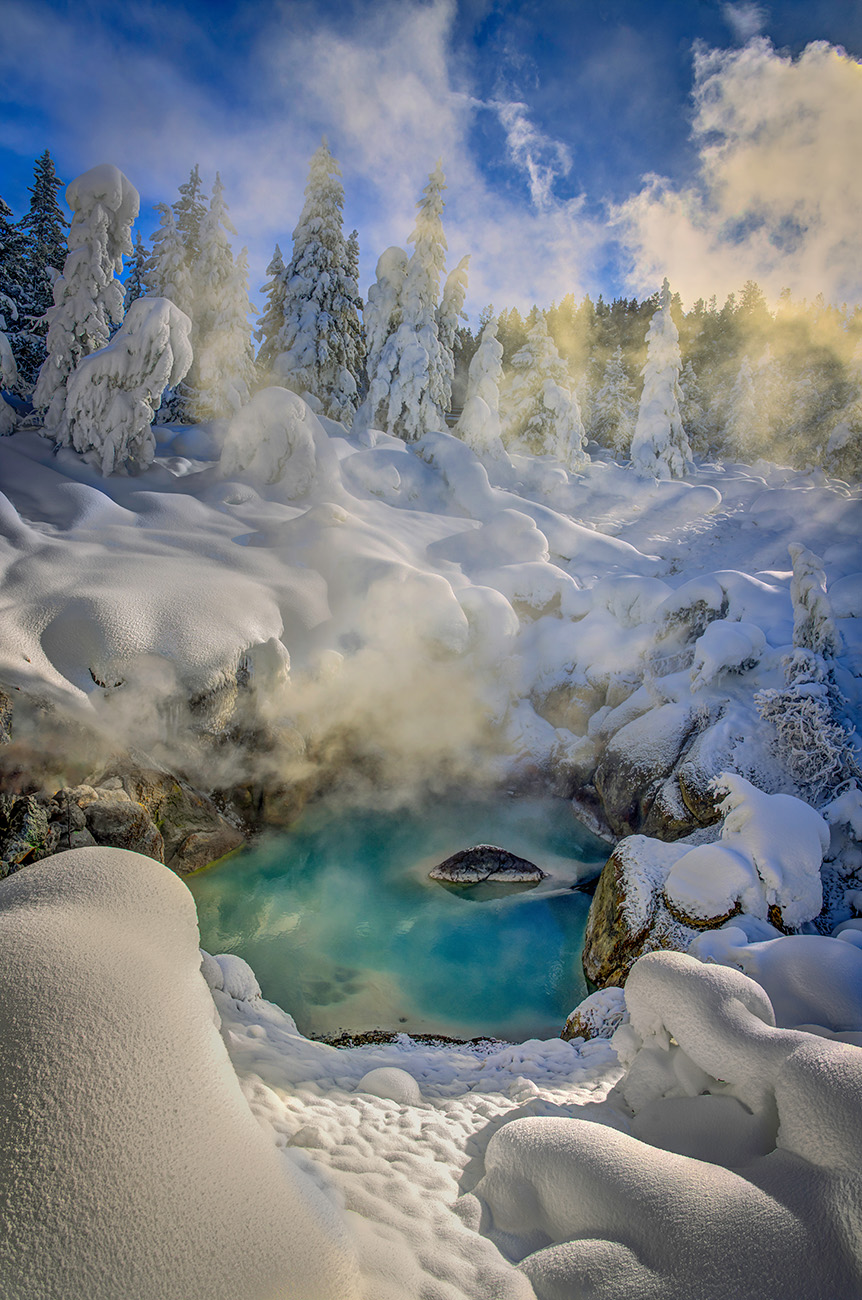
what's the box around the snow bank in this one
[474,950,862,1299]
[0,847,361,1300]
[663,772,828,926]
[220,386,320,493]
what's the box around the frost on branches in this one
[501,315,587,470]
[185,175,256,423]
[64,297,193,476]
[756,545,858,807]
[269,141,363,423]
[359,164,464,443]
[456,318,511,472]
[630,278,692,479]
[436,254,470,417]
[33,164,139,435]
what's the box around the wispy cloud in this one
[615,37,862,306]
[493,100,573,209]
[722,3,768,44]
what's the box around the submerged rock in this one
[429,844,547,885]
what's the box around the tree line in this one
[1,146,860,480]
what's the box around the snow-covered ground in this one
[1,398,862,1297]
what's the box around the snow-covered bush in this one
[220,386,318,494]
[34,164,139,433]
[756,546,858,805]
[63,296,193,475]
[455,318,511,471]
[630,278,692,479]
[690,618,766,692]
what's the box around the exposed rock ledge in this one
[429,844,547,885]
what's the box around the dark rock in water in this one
[429,844,547,885]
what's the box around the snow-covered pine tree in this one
[678,359,711,457]
[630,277,692,479]
[823,338,862,482]
[172,164,208,265]
[0,196,25,415]
[345,228,366,398]
[124,229,149,306]
[272,141,363,422]
[14,151,68,389]
[501,314,587,469]
[255,243,287,378]
[436,253,470,417]
[365,164,453,441]
[455,317,510,471]
[724,346,782,463]
[146,204,194,318]
[355,245,408,435]
[591,344,636,455]
[186,174,255,422]
[33,164,139,435]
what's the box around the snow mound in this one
[663,772,828,926]
[690,618,767,691]
[221,387,320,493]
[356,1067,422,1105]
[474,950,862,1299]
[0,848,361,1300]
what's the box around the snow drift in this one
[0,847,361,1300]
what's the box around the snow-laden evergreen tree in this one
[436,254,470,416]
[146,204,194,318]
[33,164,139,434]
[14,152,68,388]
[455,317,510,471]
[357,245,407,432]
[0,196,25,418]
[172,164,208,265]
[501,314,587,469]
[360,164,458,442]
[271,141,363,422]
[345,228,366,397]
[724,346,783,463]
[630,278,692,479]
[255,243,287,378]
[591,344,637,455]
[64,296,193,475]
[823,338,862,482]
[678,359,711,457]
[124,229,149,305]
[186,175,256,422]
[0,281,19,433]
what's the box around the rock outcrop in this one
[84,754,244,874]
[429,844,547,885]
[581,835,701,987]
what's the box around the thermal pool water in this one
[189,795,609,1041]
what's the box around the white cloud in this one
[722,3,768,44]
[616,38,862,307]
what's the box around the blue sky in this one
[2,0,861,318]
